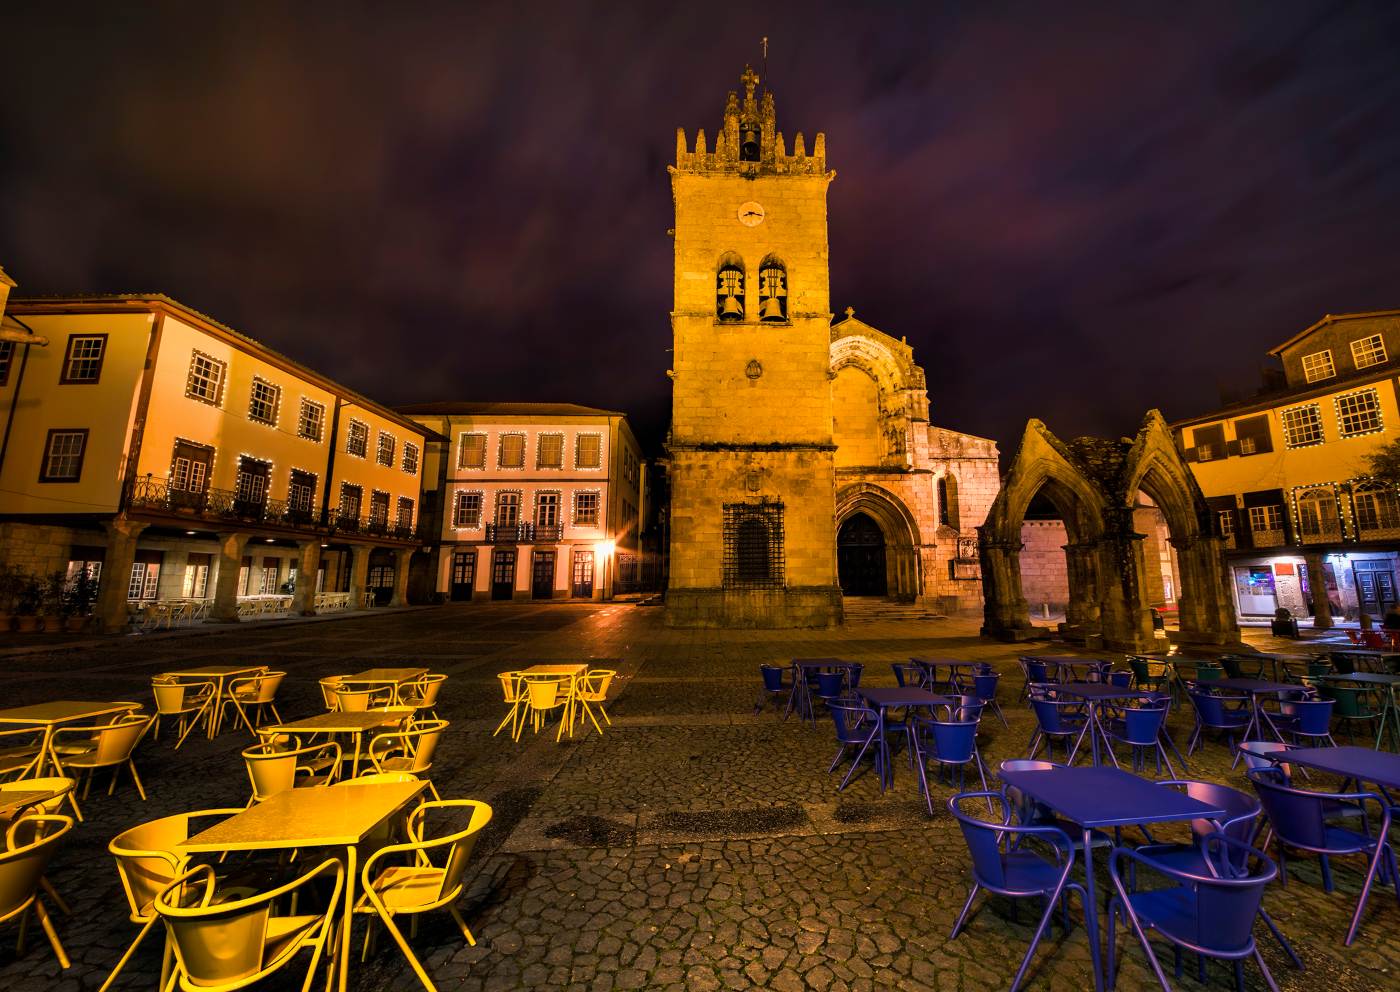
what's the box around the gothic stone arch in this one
[980,412,1239,652]
[836,482,922,601]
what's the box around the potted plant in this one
[0,565,21,633]
[38,572,67,632]
[13,573,42,633]
[64,568,98,632]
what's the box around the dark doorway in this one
[450,551,476,601]
[838,513,887,596]
[532,551,556,600]
[1356,560,1398,616]
[491,550,516,600]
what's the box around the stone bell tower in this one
[665,66,842,627]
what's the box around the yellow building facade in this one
[0,292,436,632]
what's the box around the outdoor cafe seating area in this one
[758,647,1400,991]
[128,592,359,631]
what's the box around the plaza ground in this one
[0,602,1393,991]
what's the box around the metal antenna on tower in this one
[761,37,768,93]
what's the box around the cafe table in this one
[910,657,980,693]
[341,666,429,703]
[267,711,405,776]
[0,789,57,823]
[1051,683,1155,768]
[520,663,590,737]
[1024,655,1110,684]
[0,700,142,778]
[784,659,850,723]
[162,665,267,737]
[179,779,427,992]
[1210,678,1296,748]
[1311,673,1400,751]
[857,687,954,790]
[998,765,1229,992]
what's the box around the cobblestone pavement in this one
[0,603,1393,990]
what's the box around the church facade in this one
[665,68,999,628]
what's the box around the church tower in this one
[665,66,842,627]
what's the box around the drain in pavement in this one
[543,815,636,847]
[653,805,808,835]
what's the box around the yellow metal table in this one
[0,700,142,778]
[0,789,56,823]
[162,665,267,738]
[342,667,429,703]
[269,711,405,776]
[179,780,428,992]
[520,664,590,739]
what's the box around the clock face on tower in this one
[737,201,765,226]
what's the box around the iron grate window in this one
[723,502,785,589]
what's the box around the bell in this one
[720,295,743,319]
[759,297,784,321]
[741,128,760,161]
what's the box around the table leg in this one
[1082,827,1105,992]
[351,732,362,777]
[339,845,356,992]
[1067,709,1094,766]
[878,707,889,793]
[39,726,58,778]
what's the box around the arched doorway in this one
[838,513,887,596]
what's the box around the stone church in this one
[664,67,999,628]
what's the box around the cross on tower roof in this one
[740,65,760,101]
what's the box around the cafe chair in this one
[51,713,155,804]
[1184,688,1250,756]
[154,858,344,992]
[575,669,616,735]
[222,671,286,735]
[1106,834,1281,992]
[971,671,1008,728]
[318,676,344,711]
[1103,699,1174,776]
[1247,766,1398,945]
[1027,697,1087,763]
[891,662,924,690]
[826,700,885,791]
[368,720,448,800]
[754,665,792,717]
[0,726,44,781]
[151,677,215,749]
[522,677,567,738]
[400,674,447,719]
[911,715,989,815]
[947,792,1093,992]
[998,759,1113,854]
[356,799,493,992]
[334,684,396,712]
[493,672,527,741]
[101,808,247,992]
[1320,684,1382,745]
[0,776,78,824]
[1128,656,1174,697]
[242,740,342,805]
[0,814,74,970]
[1275,697,1337,748]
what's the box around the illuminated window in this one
[1351,334,1387,370]
[234,456,270,510]
[128,562,160,601]
[1247,505,1283,532]
[1280,404,1324,448]
[288,469,316,516]
[1355,484,1400,532]
[170,440,212,493]
[346,420,369,458]
[1301,350,1335,383]
[452,491,483,528]
[537,433,564,469]
[1336,388,1382,437]
[536,492,560,527]
[573,491,600,526]
[185,351,226,405]
[60,334,106,383]
[0,341,13,385]
[182,563,209,599]
[1297,489,1338,537]
[576,433,602,469]
[339,483,363,521]
[723,502,785,588]
[459,433,486,469]
[1217,510,1235,537]
[376,431,396,467]
[369,491,390,527]
[40,429,88,482]
[297,399,325,442]
[495,491,521,526]
[401,441,419,474]
[396,496,414,531]
[248,377,280,425]
[498,433,525,469]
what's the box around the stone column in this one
[1094,522,1155,653]
[210,532,251,622]
[292,541,321,616]
[978,533,1033,639]
[348,545,371,609]
[1303,550,1333,631]
[388,548,414,607]
[96,517,147,634]
[1062,542,1102,631]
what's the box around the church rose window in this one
[723,502,785,588]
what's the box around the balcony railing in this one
[1250,527,1286,548]
[128,476,421,542]
[534,523,564,542]
[1299,522,1343,545]
[1357,522,1400,542]
[485,522,533,543]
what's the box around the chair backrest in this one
[816,671,845,699]
[948,792,1072,891]
[892,662,921,688]
[846,663,863,689]
[92,715,153,763]
[403,800,493,903]
[0,777,73,817]
[1127,834,1274,952]
[407,720,448,771]
[583,669,616,699]
[1245,768,1331,849]
[1106,670,1133,689]
[110,809,240,919]
[1236,740,1294,780]
[1306,660,1332,678]
[1030,697,1075,734]
[1219,656,1247,679]
[1158,779,1259,848]
[0,814,72,919]
[409,674,447,707]
[497,672,522,703]
[242,741,336,802]
[1291,697,1334,734]
[1118,701,1168,744]
[1193,665,1223,683]
[1187,689,1233,726]
[245,671,285,703]
[760,665,786,692]
[1322,684,1368,717]
[526,678,560,709]
[1127,657,1149,681]
[1024,658,1049,683]
[151,678,194,714]
[926,719,977,763]
[827,700,875,745]
[945,696,984,723]
[972,672,1000,702]
[335,685,392,712]
[319,676,343,709]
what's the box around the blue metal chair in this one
[1019,657,1052,700]
[1247,766,1399,945]
[972,672,1007,728]
[1027,697,1087,763]
[891,662,923,689]
[845,662,864,691]
[948,791,1097,991]
[1185,688,1250,756]
[1107,834,1282,991]
[814,671,846,712]
[826,700,884,791]
[753,665,791,717]
[1106,670,1133,689]
[998,759,1112,853]
[1276,697,1336,748]
[1104,700,1174,776]
[912,714,988,815]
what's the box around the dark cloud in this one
[3,1,1400,456]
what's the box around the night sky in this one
[4,2,1399,458]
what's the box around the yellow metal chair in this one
[151,677,215,748]
[400,674,447,719]
[521,677,568,739]
[318,676,344,711]
[368,720,448,801]
[100,807,245,992]
[0,725,44,780]
[222,671,286,735]
[334,684,395,712]
[0,775,78,822]
[356,799,493,991]
[52,713,154,804]
[155,858,344,992]
[241,740,341,805]
[575,669,616,735]
[493,672,526,741]
[0,813,74,970]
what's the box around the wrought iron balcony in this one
[1249,527,1286,548]
[533,523,564,542]
[485,522,534,543]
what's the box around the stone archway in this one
[838,513,887,596]
[836,483,922,602]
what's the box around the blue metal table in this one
[858,687,953,790]
[786,658,853,724]
[1313,673,1400,750]
[1210,678,1296,748]
[910,657,979,693]
[998,765,1228,992]
[1052,683,1156,768]
[1024,655,1110,684]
